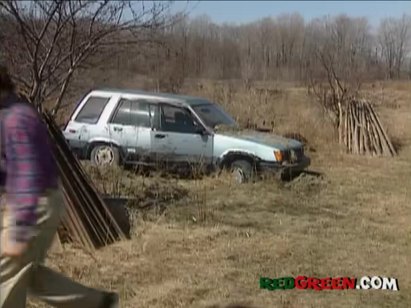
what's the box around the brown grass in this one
[28,81,411,308]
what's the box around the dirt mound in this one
[128,180,189,210]
[284,171,328,193]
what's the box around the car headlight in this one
[274,150,283,162]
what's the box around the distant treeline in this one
[119,13,411,90]
[0,1,409,109]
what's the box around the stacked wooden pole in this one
[343,99,396,157]
[42,112,128,250]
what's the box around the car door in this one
[107,97,155,163]
[107,98,138,162]
[151,103,214,166]
[128,99,152,162]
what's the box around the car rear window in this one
[75,96,111,124]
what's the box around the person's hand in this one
[0,231,29,257]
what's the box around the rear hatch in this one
[63,94,112,140]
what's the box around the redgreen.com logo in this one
[260,276,399,291]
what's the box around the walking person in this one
[0,65,119,308]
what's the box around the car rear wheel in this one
[91,144,120,167]
[230,160,254,184]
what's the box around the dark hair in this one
[0,65,15,93]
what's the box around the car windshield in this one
[192,103,237,128]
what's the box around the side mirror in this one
[195,126,208,135]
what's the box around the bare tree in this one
[306,15,372,143]
[1,6,402,97]
[378,14,411,79]
[147,13,190,93]
[187,14,212,78]
[238,23,259,87]
[0,0,176,114]
[274,13,305,79]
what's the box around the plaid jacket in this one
[1,94,58,243]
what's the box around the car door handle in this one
[113,127,123,132]
[155,133,166,139]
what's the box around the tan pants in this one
[0,188,106,308]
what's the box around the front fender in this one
[218,149,261,168]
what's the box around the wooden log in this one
[364,103,392,156]
[363,102,378,155]
[358,104,363,154]
[361,101,371,155]
[357,101,364,155]
[368,104,390,156]
[367,105,384,155]
[349,101,355,153]
[362,102,367,154]
[348,102,352,153]
[363,102,369,153]
[363,101,387,152]
[356,102,361,154]
[338,102,343,145]
[364,107,377,155]
[369,112,383,155]
[347,102,352,153]
[344,103,348,149]
[350,102,355,153]
[352,101,360,154]
[367,102,396,156]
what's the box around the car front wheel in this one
[90,144,120,167]
[230,160,254,184]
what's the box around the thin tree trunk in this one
[52,69,74,116]
[343,103,348,149]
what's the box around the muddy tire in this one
[230,160,254,184]
[90,144,120,167]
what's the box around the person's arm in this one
[4,106,43,244]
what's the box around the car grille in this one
[283,147,304,163]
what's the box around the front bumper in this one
[259,156,311,175]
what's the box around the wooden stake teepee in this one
[343,99,396,157]
[42,112,129,250]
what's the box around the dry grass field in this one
[29,80,411,308]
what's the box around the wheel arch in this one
[218,150,260,170]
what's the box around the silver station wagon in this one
[63,88,310,183]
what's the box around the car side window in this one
[160,105,199,133]
[111,99,153,127]
[149,104,160,130]
[130,100,150,127]
[75,96,111,124]
[111,99,132,125]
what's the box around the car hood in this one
[215,129,302,150]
